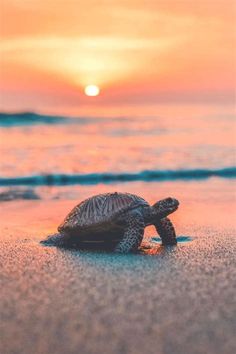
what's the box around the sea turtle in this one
[41,192,179,253]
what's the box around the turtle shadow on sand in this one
[139,236,193,255]
[40,236,189,256]
[41,237,173,255]
[41,235,193,257]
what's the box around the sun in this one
[84,85,100,97]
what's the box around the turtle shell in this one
[58,192,149,233]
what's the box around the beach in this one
[1,178,236,354]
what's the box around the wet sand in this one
[0,179,236,354]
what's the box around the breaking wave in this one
[0,167,235,186]
[0,112,97,126]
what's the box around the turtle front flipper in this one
[154,217,177,245]
[115,211,145,253]
[40,232,71,247]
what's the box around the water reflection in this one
[151,236,193,244]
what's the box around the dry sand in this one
[0,179,236,354]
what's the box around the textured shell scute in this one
[59,192,149,230]
[58,205,81,231]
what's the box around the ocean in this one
[0,104,235,200]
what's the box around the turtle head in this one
[152,197,179,219]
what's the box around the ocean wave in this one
[0,167,235,186]
[0,112,93,126]
[0,188,40,201]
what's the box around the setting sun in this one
[84,85,100,97]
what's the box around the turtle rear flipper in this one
[41,232,70,247]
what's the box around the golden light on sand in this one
[84,85,100,97]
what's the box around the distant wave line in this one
[0,112,99,126]
[0,167,235,186]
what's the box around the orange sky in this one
[0,0,235,113]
